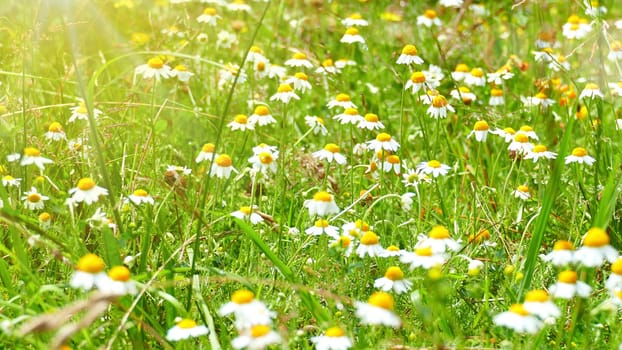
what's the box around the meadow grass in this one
[0,0,621,349]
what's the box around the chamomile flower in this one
[340,27,365,44]
[342,13,368,27]
[226,0,251,12]
[401,168,431,189]
[20,147,53,170]
[548,54,570,71]
[490,127,516,143]
[310,327,352,350]
[39,212,52,229]
[356,231,384,258]
[284,52,313,68]
[374,266,412,294]
[170,64,194,83]
[134,56,171,80]
[197,7,221,25]
[381,245,404,258]
[400,247,446,270]
[579,83,604,100]
[493,304,543,334]
[313,144,347,165]
[609,82,622,96]
[285,72,312,93]
[467,120,489,142]
[440,0,463,7]
[396,44,424,65]
[210,154,237,179]
[486,67,514,85]
[451,63,470,81]
[608,41,622,61]
[508,133,534,155]
[521,92,555,109]
[382,155,401,175]
[68,178,108,205]
[574,227,619,267]
[267,64,286,79]
[305,116,328,135]
[549,270,592,299]
[516,125,539,140]
[423,64,444,87]
[196,143,216,163]
[305,191,339,217]
[69,253,108,290]
[248,147,278,175]
[166,319,209,341]
[512,185,530,200]
[44,122,66,141]
[427,95,455,119]
[584,0,607,17]
[305,219,339,239]
[98,265,137,296]
[464,68,486,86]
[315,58,339,74]
[541,240,575,266]
[450,86,477,104]
[126,189,155,205]
[564,147,595,166]
[404,71,427,94]
[327,93,356,109]
[218,63,246,88]
[355,292,401,327]
[366,133,400,152]
[247,106,276,127]
[334,108,363,125]
[68,102,104,123]
[231,325,281,350]
[228,114,255,131]
[417,9,442,27]
[523,290,560,320]
[21,187,49,210]
[416,225,461,254]
[329,235,354,257]
[524,144,557,162]
[270,84,299,104]
[246,46,267,64]
[489,87,505,106]
[606,259,622,292]
[416,160,451,178]
[357,113,384,130]
[231,206,264,225]
[2,175,21,187]
[562,15,592,40]
[342,220,370,239]
[219,290,276,329]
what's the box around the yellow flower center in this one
[258,152,273,164]
[583,227,610,247]
[322,59,334,67]
[325,326,345,337]
[203,7,217,15]
[520,125,533,132]
[293,72,308,81]
[336,93,350,102]
[3,175,14,181]
[535,92,548,99]
[27,193,41,202]
[77,178,96,191]
[147,57,164,69]
[231,289,254,304]
[48,122,63,132]
[315,117,325,125]
[277,84,293,93]
[364,113,378,122]
[76,253,105,273]
[202,143,215,153]
[39,212,51,222]
[108,265,131,282]
[553,240,574,251]
[177,319,198,329]
[360,231,379,245]
[344,108,358,116]
[349,13,362,20]
[611,41,622,52]
[313,191,332,202]
[427,160,441,169]
[410,71,426,83]
[458,86,471,93]
[509,304,530,316]
[376,133,392,142]
[473,120,489,131]
[525,289,549,303]
[239,206,252,215]
[415,246,433,256]
[234,114,248,124]
[355,220,370,231]
[402,44,418,56]
[517,185,529,193]
[470,68,484,78]
[455,63,469,72]
[250,45,262,53]
[424,9,437,19]
[384,266,404,281]
[133,189,148,197]
[387,155,400,164]
[584,83,599,91]
[338,235,351,248]
[514,134,529,143]
[503,127,516,135]
[611,259,622,275]
[431,95,448,108]
[24,147,41,157]
[256,61,266,71]
[386,245,400,251]
[293,52,307,60]
[491,88,504,97]
[250,324,271,338]
[345,27,359,36]
[215,154,232,167]
[532,144,547,153]
[558,270,578,284]
[429,225,450,239]
[367,291,394,310]
[567,15,580,25]
[315,219,329,228]
[571,147,587,157]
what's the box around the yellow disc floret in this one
[76,253,105,273]
[77,178,96,191]
[231,289,254,304]
[429,225,450,239]
[367,291,394,310]
[384,266,404,281]
[108,266,131,282]
[583,227,609,247]
[360,231,379,245]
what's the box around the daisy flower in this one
[584,0,607,17]
[533,47,555,63]
[401,168,431,188]
[606,259,622,292]
[396,44,424,65]
[490,127,516,143]
[20,147,53,170]
[467,120,489,142]
[219,289,276,329]
[549,270,592,299]
[327,93,356,109]
[417,9,442,27]
[68,102,104,123]
[44,122,66,141]
[512,185,530,201]
[304,116,328,135]
[316,58,339,74]
[248,147,278,175]
[423,64,444,87]
[334,108,363,125]
[231,206,264,225]
[548,54,570,71]
[464,68,486,86]
[170,64,194,83]
[574,227,618,267]
[247,46,266,63]
[400,247,446,270]
[608,41,622,61]
[415,225,461,254]
[134,56,171,80]
[285,72,312,93]
[284,52,313,68]
[267,64,286,79]
[508,134,534,155]
[210,154,237,179]
[342,219,370,239]
[126,189,155,205]
[310,327,352,350]
[523,290,561,320]
[329,235,354,257]
[564,147,595,166]
[374,266,413,294]
[450,86,476,104]
[486,66,514,85]
[231,325,281,350]
[21,187,49,210]
[246,106,275,127]
[228,114,255,131]
[516,125,538,140]
[381,245,404,258]
[226,0,251,12]
[356,231,384,258]
[404,71,426,94]
[2,175,21,187]
[39,212,52,229]
[342,13,368,27]
[521,92,555,109]
[312,144,347,165]
[562,15,591,39]
[382,155,401,175]
[493,304,543,334]
[197,7,220,25]
[579,83,604,100]
[451,63,470,81]
[196,143,216,163]
[366,133,400,152]
[358,113,384,130]
[305,219,339,239]
[304,191,339,217]
[340,27,365,44]
[69,253,108,290]
[541,240,575,266]
[416,160,450,178]
[68,178,108,205]
[524,144,557,162]
[355,292,401,327]
[98,265,137,296]
[166,319,209,341]
[609,82,622,96]
[427,95,455,119]
[270,84,299,104]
